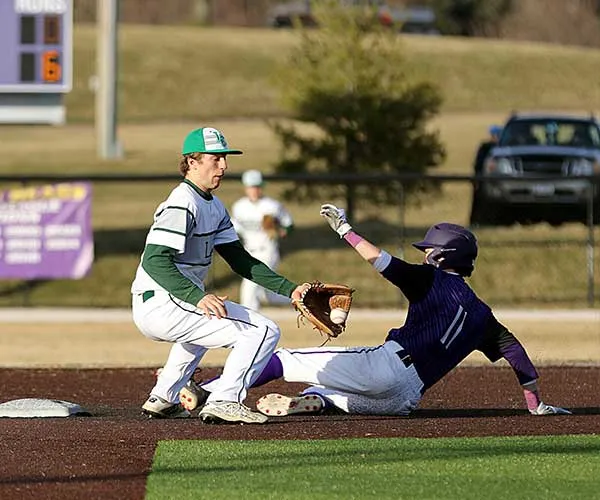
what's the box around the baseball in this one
[330,307,348,325]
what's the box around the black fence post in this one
[397,181,406,308]
[345,183,355,223]
[586,180,596,307]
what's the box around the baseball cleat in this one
[155,368,209,411]
[199,401,268,424]
[179,379,210,411]
[256,393,323,416]
[142,395,190,419]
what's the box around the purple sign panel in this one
[0,182,93,279]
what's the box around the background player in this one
[231,169,294,310]
[131,127,309,424]
[225,208,570,417]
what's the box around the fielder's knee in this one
[255,315,280,343]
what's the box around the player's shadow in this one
[93,227,148,256]
[411,408,531,418]
[410,407,600,418]
[85,220,430,294]
[91,220,430,259]
[2,221,598,305]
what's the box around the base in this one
[0,398,90,418]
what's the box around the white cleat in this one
[200,401,268,424]
[256,393,323,417]
[155,368,209,411]
[179,379,210,411]
[142,395,190,419]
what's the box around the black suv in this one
[470,113,600,226]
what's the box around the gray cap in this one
[242,170,264,187]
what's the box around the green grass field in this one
[146,435,600,499]
[1,26,600,308]
[64,25,600,122]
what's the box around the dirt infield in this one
[0,366,598,500]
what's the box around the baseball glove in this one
[293,281,355,339]
[262,214,280,240]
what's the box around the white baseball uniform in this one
[274,342,424,415]
[131,179,296,405]
[231,195,293,310]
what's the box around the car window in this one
[500,119,600,148]
[587,125,600,147]
[500,122,539,146]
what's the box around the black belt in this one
[396,349,413,368]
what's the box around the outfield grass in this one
[1,27,600,308]
[147,435,600,499]
[64,25,600,122]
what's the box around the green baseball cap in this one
[182,127,243,155]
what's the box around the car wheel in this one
[469,192,486,226]
[469,192,510,227]
[593,199,600,225]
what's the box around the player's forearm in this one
[500,340,544,412]
[343,231,381,263]
[216,241,297,297]
[500,341,539,385]
[500,339,538,385]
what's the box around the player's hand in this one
[197,294,228,319]
[320,204,352,238]
[291,283,311,303]
[529,402,572,415]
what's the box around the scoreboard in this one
[0,0,72,93]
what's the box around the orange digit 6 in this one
[42,50,61,82]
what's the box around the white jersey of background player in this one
[231,170,294,310]
[131,127,309,424]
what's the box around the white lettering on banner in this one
[16,200,62,213]
[0,213,41,224]
[44,225,81,237]
[4,226,42,237]
[6,239,41,250]
[0,200,60,215]
[5,252,41,264]
[14,0,67,14]
[45,238,80,251]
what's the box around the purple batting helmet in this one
[412,223,478,276]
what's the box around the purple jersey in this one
[386,267,493,390]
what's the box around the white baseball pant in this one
[132,290,280,404]
[275,340,424,415]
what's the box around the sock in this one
[251,354,283,387]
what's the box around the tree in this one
[431,0,514,37]
[270,0,446,219]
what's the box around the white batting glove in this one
[529,402,572,415]
[320,204,352,238]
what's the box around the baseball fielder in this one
[231,170,294,310]
[198,209,571,418]
[131,127,309,424]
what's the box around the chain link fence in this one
[0,173,598,308]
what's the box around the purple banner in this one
[0,182,93,280]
